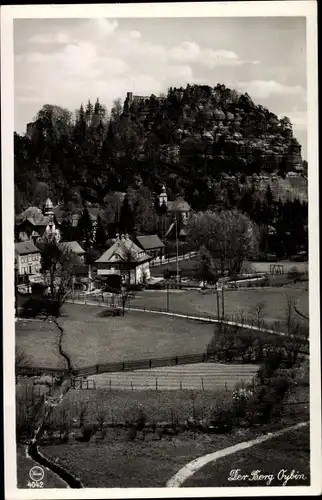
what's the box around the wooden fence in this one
[74,352,209,377]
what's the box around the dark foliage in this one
[15,88,307,257]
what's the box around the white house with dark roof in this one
[15,241,41,277]
[95,234,152,284]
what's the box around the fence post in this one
[225,382,227,392]
[180,380,182,390]
[201,377,204,391]
[155,377,158,391]
[96,365,99,374]
[175,356,178,365]
[149,359,152,369]
[122,362,125,371]
[131,381,133,391]
[109,378,112,391]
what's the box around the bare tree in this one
[251,300,266,330]
[187,210,259,277]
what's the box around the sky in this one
[14,16,307,158]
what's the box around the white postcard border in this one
[1,2,320,499]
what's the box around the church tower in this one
[44,198,60,242]
[159,185,168,208]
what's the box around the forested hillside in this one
[14,83,306,213]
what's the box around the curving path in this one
[166,421,309,487]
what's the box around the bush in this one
[287,266,302,283]
[21,298,45,318]
[80,423,95,442]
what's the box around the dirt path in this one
[166,421,309,487]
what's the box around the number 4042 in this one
[27,481,44,488]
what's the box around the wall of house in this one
[97,263,120,276]
[135,261,151,283]
[97,261,151,284]
[18,253,41,275]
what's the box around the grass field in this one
[183,425,310,487]
[129,284,309,326]
[16,304,215,370]
[16,319,66,370]
[151,258,308,278]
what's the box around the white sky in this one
[14,16,307,158]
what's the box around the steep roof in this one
[167,198,191,212]
[16,206,59,227]
[136,234,165,251]
[59,241,85,255]
[96,235,151,264]
[15,241,40,255]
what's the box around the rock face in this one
[14,84,306,213]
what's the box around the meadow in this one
[16,304,215,370]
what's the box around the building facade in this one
[15,241,41,277]
[95,234,152,284]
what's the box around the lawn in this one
[16,304,215,370]
[183,425,310,487]
[16,319,66,370]
[129,284,309,326]
[16,446,67,489]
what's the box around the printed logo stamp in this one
[29,466,44,483]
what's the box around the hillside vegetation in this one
[15,83,307,213]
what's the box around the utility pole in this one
[175,214,180,283]
[166,282,170,311]
[221,285,225,322]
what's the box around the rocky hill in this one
[14,83,306,212]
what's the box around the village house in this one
[15,198,61,244]
[15,241,41,278]
[135,234,165,263]
[95,234,152,285]
[59,241,86,263]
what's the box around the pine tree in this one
[85,99,93,126]
[119,195,135,234]
[60,220,74,242]
[94,98,100,116]
[78,207,93,248]
[94,215,106,248]
[154,196,161,215]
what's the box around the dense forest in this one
[15,83,306,210]
[14,83,308,257]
